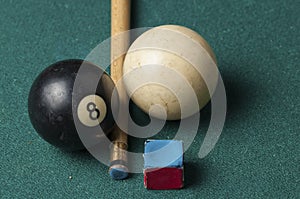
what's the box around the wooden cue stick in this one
[109,0,130,179]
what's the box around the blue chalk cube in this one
[144,140,183,168]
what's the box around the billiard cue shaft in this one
[109,0,130,179]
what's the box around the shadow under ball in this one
[28,59,117,151]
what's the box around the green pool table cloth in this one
[0,0,299,198]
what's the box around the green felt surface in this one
[0,0,299,198]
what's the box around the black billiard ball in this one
[28,59,118,151]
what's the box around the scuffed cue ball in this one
[123,25,219,120]
[28,59,117,151]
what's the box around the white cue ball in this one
[123,25,218,120]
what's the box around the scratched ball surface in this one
[123,25,219,120]
[28,59,117,151]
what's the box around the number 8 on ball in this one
[77,95,107,127]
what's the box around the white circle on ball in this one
[77,95,107,127]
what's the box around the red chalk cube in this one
[144,167,184,190]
